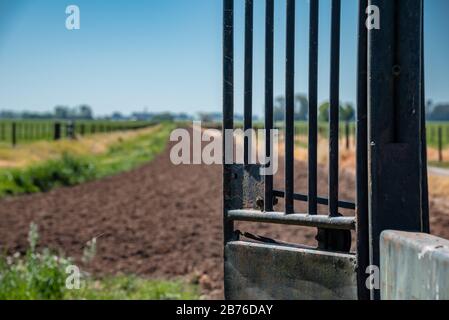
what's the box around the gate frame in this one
[367,0,428,300]
[222,0,429,301]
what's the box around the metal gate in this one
[223,0,428,300]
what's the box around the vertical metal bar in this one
[356,0,370,301]
[244,0,254,165]
[12,122,16,147]
[308,0,319,215]
[421,4,430,233]
[265,0,275,212]
[345,121,350,150]
[223,0,235,244]
[328,0,341,217]
[285,0,296,214]
[54,122,61,140]
[368,0,424,300]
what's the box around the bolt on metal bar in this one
[223,0,235,244]
[308,0,319,215]
[356,0,370,301]
[244,0,254,165]
[328,0,341,217]
[285,0,296,215]
[264,0,275,212]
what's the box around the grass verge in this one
[0,223,198,300]
[0,123,174,198]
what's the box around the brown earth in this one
[0,139,448,299]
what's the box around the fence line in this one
[0,121,155,147]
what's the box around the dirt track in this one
[0,139,448,299]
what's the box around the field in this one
[0,122,204,299]
[291,121,449,164]
[0,123,448,299]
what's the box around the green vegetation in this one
[291,121,356,140]
[0,154,97,196]
[426,122,449,148]
[0,223,198,300]
[94,123,173,177]
[66,276,198,300]
[429,161,449,169]
[0,123,174,198]
[292,121,449,149]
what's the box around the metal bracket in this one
[316,227,352,253]
[224,164,264,211]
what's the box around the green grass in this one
[429,161,449,169]
[65,276,198,300]
[0,123,174,198]
[426,122,449,148]
[0,223,198,300]
[95,123,174,177]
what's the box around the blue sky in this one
[0,0,448,116]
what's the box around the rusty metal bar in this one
[223,0,235,244]
[244,0,253,164]
[285,0,295,214]
[356,0,370,301]
[421,2,430,234]
[308,0,319,215]
[328,0,341,217]
[368,0,425,300]
[227,210,356,230]
[264,0,275,212]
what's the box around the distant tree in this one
[198,112,213,123]
[274,96,285,122]
[54,106,70,119]
[295,94,308,121]
[274,95,309,122]
[175,113,192,121]
[426,99,434,120]
[152,112,174,122]
[78,105,94,120]
[111,112,125,120]
[0,110,17,119]
[318,102,330,122]
[429,104,449,121]
[340,103,355,122]
[318,102,355,122]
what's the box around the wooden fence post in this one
[345,121,350,150]
[439,126,443,163]
[12,122,17,146]
[54,123,61,141]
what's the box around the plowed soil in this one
[0,138,448,299]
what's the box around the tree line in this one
[0,105,94,120]
[427,102,449,121]
[273,94,355,122]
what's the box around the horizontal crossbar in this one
[227,210,356,230]
[272,190,356,210]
